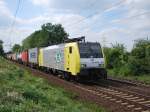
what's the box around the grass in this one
[108,69,150,85]
[0,57,106,112]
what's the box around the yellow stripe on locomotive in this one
[38,48,43,67]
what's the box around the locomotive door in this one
[64,46,73,72]
[65,44,80,75]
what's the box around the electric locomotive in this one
[38,36,107,80]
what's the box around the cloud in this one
[29,0,120,14]
[29,0,50,6]
[0,0,24,27]
[0,0,87,51]
[0,0,150,52]
[0,0,11,16]
[0,27,33,51]
[0,0,13,27]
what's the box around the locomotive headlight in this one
[81,64,86,68]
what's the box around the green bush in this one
[118,64,130,76]
[104,38,150,77]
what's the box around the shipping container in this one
[12,53,17,61]
[16,53,21,61]
[28,48,39,64]
[6,53,13,60]
[21,50,28,63]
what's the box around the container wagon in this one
[21,50,28,65]
[28,48,39,68]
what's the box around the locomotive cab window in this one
[69,47,72,54]
[78,43,103,58]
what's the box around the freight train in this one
[6,37,107,81]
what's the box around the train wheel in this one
[63,72,71,81]
[101,69,107,79]
[75,75,81,82]
[97,69,107,79]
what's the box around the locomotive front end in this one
[78,42,107,79]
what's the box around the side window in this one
[69,47,72,54]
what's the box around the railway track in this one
[108,77,150,88]
[99,79,150,96]
[75,82,150,112]
[12,61,150,112]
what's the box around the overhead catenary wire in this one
[89,10,150,30]
[65,0,126,29]
[9,0,22,48]
[116,10,150,21]
[70,8,150,38]
[62,0,99,27]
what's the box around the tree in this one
[103,43,130,76]
[104,43,127,69]
[103,38,150,76]
[12,44,22,52]
[22,23,69,49]
[129,38,150,74]
[0,40,4,56]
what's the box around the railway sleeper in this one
[134,107,142,111]
[141,110,150,112]
[139,100,150,104]
[109,98,116,101]
[146,103,150,106]
[126,97,139,100]
[115,100,122,103]
[132,98,145,102]
[93,90,150,110]
[127,105,135,108]
[121,102,128,105]
[122,95,134,98]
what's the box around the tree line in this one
[12,23,68,52]
[104,38,150,76]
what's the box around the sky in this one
[0,0,150,51]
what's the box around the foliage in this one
[0,40,4,56]
[108,69,150,84]
[12,44,22,53]
[104,38,150,77]
[22,23,69,49]
[0,57,106,112]
[129,38,150,74]
[104,43,128,69]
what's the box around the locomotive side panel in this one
[41,44,65,71]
